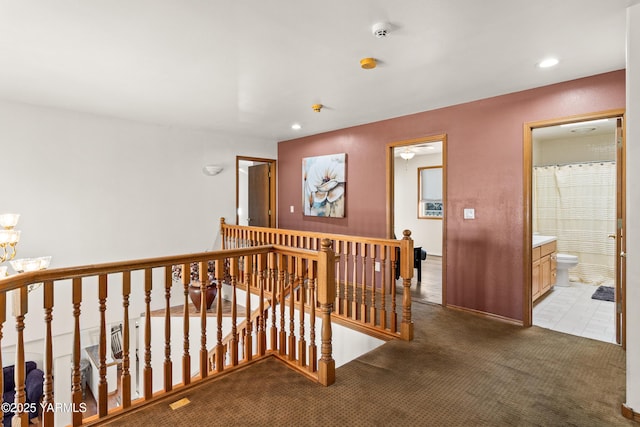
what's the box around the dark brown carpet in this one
[100,301,632,426]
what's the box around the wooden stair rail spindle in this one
[257,253,267,356]
[121,271,132,408]
[400,230,414,340]
[278,255,287,356]
[369,244,377,326]
[390,247,398,333]
[288,256,296,362]
[244,255,253,361]
[380,247,387,330]
[297,257,307,367]
[98,274,108,417]
[230,257,239,366]
[317,238,336,386]
[361,243,368,323]
[308,262,317,373]
[12,286,28,426]
[214,259,224,372]
[164,266,173,392]
[0,293,4,424]
[71,278,83,426]
[199,261,208,378]
[144,268,153,399]
[342,241,349,316]
[42,280,55,425]
[181,262,191,386]
[268,253,278,352]
[351,241,358,321]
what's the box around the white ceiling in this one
[0,1,636,142]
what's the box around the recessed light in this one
[538,58,559,68]
[291,123,302,130]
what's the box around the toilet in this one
[555,253,578,287]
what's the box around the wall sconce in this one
[202,165,223,176]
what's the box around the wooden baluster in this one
[42,280,54,425]
[12,286,28,426]
[164,266,173,392]
[351,241,358,320]
[144,268,153,399]
[121,272,132,408]
[0,293,4,422]
[199,261,208,377]
[279,255,287,356]
[214,259,224,372]
[333,240,341,315]
[297,257,306,367]
[181,263,191,386]
[390,246,398,333]
[318,239,335,386]
[268,253,278,351]
[401,230,414,340]
[308,262,317,373]
[71,278,83,426]
[257,254,267,355]
[361,243,368,323]
[230,257,239,366]
[97,274,108,417]
[244,255,253,361]
[380,247,388,330]
[288,255,296,361]
[342,241,349,316]
[370,244,377,326]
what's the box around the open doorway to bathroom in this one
[387,134,446,305]
[523,111,625,346]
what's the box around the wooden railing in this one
[220,218,414,341]
[0,242,336,426]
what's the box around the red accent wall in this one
[277,70,625,321]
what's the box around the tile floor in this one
[533,281,617,344]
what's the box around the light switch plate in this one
[290,205,295,213]
[463,208,475,219]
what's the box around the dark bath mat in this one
[591,286,614,302]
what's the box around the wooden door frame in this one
[236,156,277,228]
[522,109,625,345]
[386,133,447,306]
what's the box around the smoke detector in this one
[372,22,391,38]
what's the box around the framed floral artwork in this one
[302,153,346,217]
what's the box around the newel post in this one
[400,229,414,340]
[317,238,336,386]
[220,217,226,249]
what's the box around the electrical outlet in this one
[463,208,475,219]
[375,261,381,272]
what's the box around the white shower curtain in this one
[533,162,616,285]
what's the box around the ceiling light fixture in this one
[399,150,415,160]
[360,57,377,69]
[202,165,223,176]
[291,123,302,130]
[312,104,323,112]
[538,57,559,68]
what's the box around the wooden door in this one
[248,163,271,227]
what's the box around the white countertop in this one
[532,235,557,248]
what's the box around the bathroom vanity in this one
[532,235,557,302]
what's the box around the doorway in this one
[387,134,447,305]
[236,156,276,228]
[523,110,625,346]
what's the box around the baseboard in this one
[447,304,523,326]
[622,403,640,422]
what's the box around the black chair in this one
[2,361,44,427]
[394,246,427,282]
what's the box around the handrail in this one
[219,218,414,341]
[0,241,336,426]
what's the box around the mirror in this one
[418,166,443,219]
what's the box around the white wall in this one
[626,2,640,413]
[533,132,616,166]
[0,100,276,357]
[394,153,443,256]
